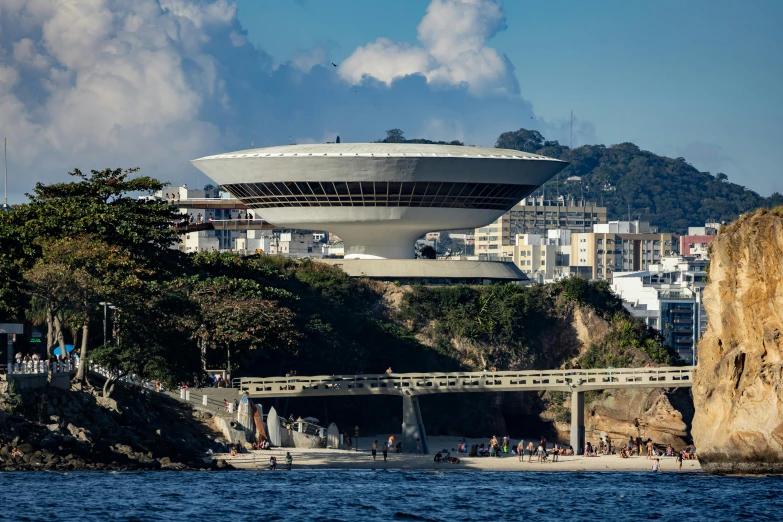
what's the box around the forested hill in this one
[528,134,783,234]
[377,128,783,233]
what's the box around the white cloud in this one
[289,46,330,73]
[0,0,540,203]
[339,0,517,95]
[0,0,236,191]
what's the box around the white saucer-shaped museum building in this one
[191,143,568,259]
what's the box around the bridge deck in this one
[240,366,693,399]
[173,220,275,233]
[173,198,248,210]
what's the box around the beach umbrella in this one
[52,345,75,356]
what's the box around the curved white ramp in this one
[267,407,281,447]
[326,423,340,449]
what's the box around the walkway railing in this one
[5,359,77,375]
[239,366,694,398]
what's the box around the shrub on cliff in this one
[398,279,679,371]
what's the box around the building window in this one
[225,181,539,210]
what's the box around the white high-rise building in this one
[611,256,709,364]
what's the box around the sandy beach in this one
[220,435,702,472]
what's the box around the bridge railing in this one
[239,366,693,396]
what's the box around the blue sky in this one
[0,0,780,202]
[236,0,783,195]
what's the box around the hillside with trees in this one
[0,167,681,437]
[375,128,783,233]
[501,128,783,233]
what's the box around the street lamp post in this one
[99,302,114,347]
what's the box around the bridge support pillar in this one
[402,395,429,455]
[570,390,585,455]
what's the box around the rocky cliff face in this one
[692,208,783,473]
[0,386,226,471]
[582,388,693,448]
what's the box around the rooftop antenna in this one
[570,110,573,151]
[3,137,7,209]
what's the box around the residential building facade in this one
[571,221,679,281]
[680,223,719,259]
[611,256,708,363]
[500,230,574,282]
[475,197,607,256]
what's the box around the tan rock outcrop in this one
[692,208,783,473]
[585,388,692,448]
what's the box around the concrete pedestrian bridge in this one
[239,366,693,455]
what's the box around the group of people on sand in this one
[460,436,572,463]
[268,452,293,471]
[370,436,403,462]
[433,450,460,464]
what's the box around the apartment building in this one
[475,197,607,256]
[500,230,574,282]
[680,223,719,259]
[571,221,679,281]
[612,256,709,363]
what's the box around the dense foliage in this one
[375,128,782,233]
[1,167,682,435]
[376,128,464,146]
[507,129,782,233]
[399,278,678,371]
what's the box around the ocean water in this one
[1,470,782,521]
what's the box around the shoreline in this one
[219,447,702,472]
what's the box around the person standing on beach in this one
[372,440,378,461]
[285,452,293,470]
[651,458,660,472]
[382,442,388,462]
[646,439,653,459]
[416,439,421,455]
[527,441,534,463]
[517,440,525,462]
[676,452,683,471]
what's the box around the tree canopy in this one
[376,128,779,233]
[497,128,780,233]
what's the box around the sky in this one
[0,0,781,204]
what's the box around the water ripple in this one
[0,470,782,521]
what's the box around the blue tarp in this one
[52,344,76,356]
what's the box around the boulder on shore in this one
[692,208,783,473]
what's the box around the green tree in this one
[384,128,405,143]
[17,167,180,262]
[189,277,298,379]
[24,236,150,382]
[495,128,545,152]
